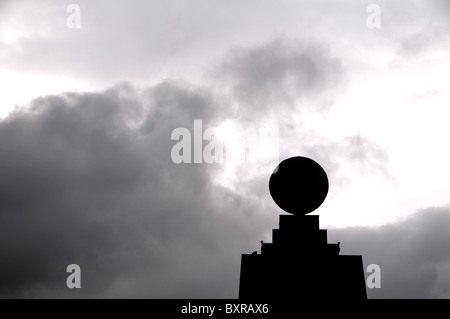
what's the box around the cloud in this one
[300,133,392,184]
[329,206,450,298]
[0,81,276,298]
[215,38,345,117]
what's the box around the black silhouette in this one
[269,156,329,215]
[239,156,367,300]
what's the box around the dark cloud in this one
[0,81,274,298]
[328,206,450,298]
[216,38,345,117]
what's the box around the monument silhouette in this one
[239,156,367,300]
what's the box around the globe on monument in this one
[269,156,329,215]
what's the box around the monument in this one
[238,156,367,300]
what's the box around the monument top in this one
[269,156,328,215]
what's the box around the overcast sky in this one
[1,0,450,299]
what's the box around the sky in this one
[1,0,450,299]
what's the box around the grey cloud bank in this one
[329,207,450,299]
[0,81,261,298]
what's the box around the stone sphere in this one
[269,157,329,215]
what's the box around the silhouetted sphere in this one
[269,157,328,215]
